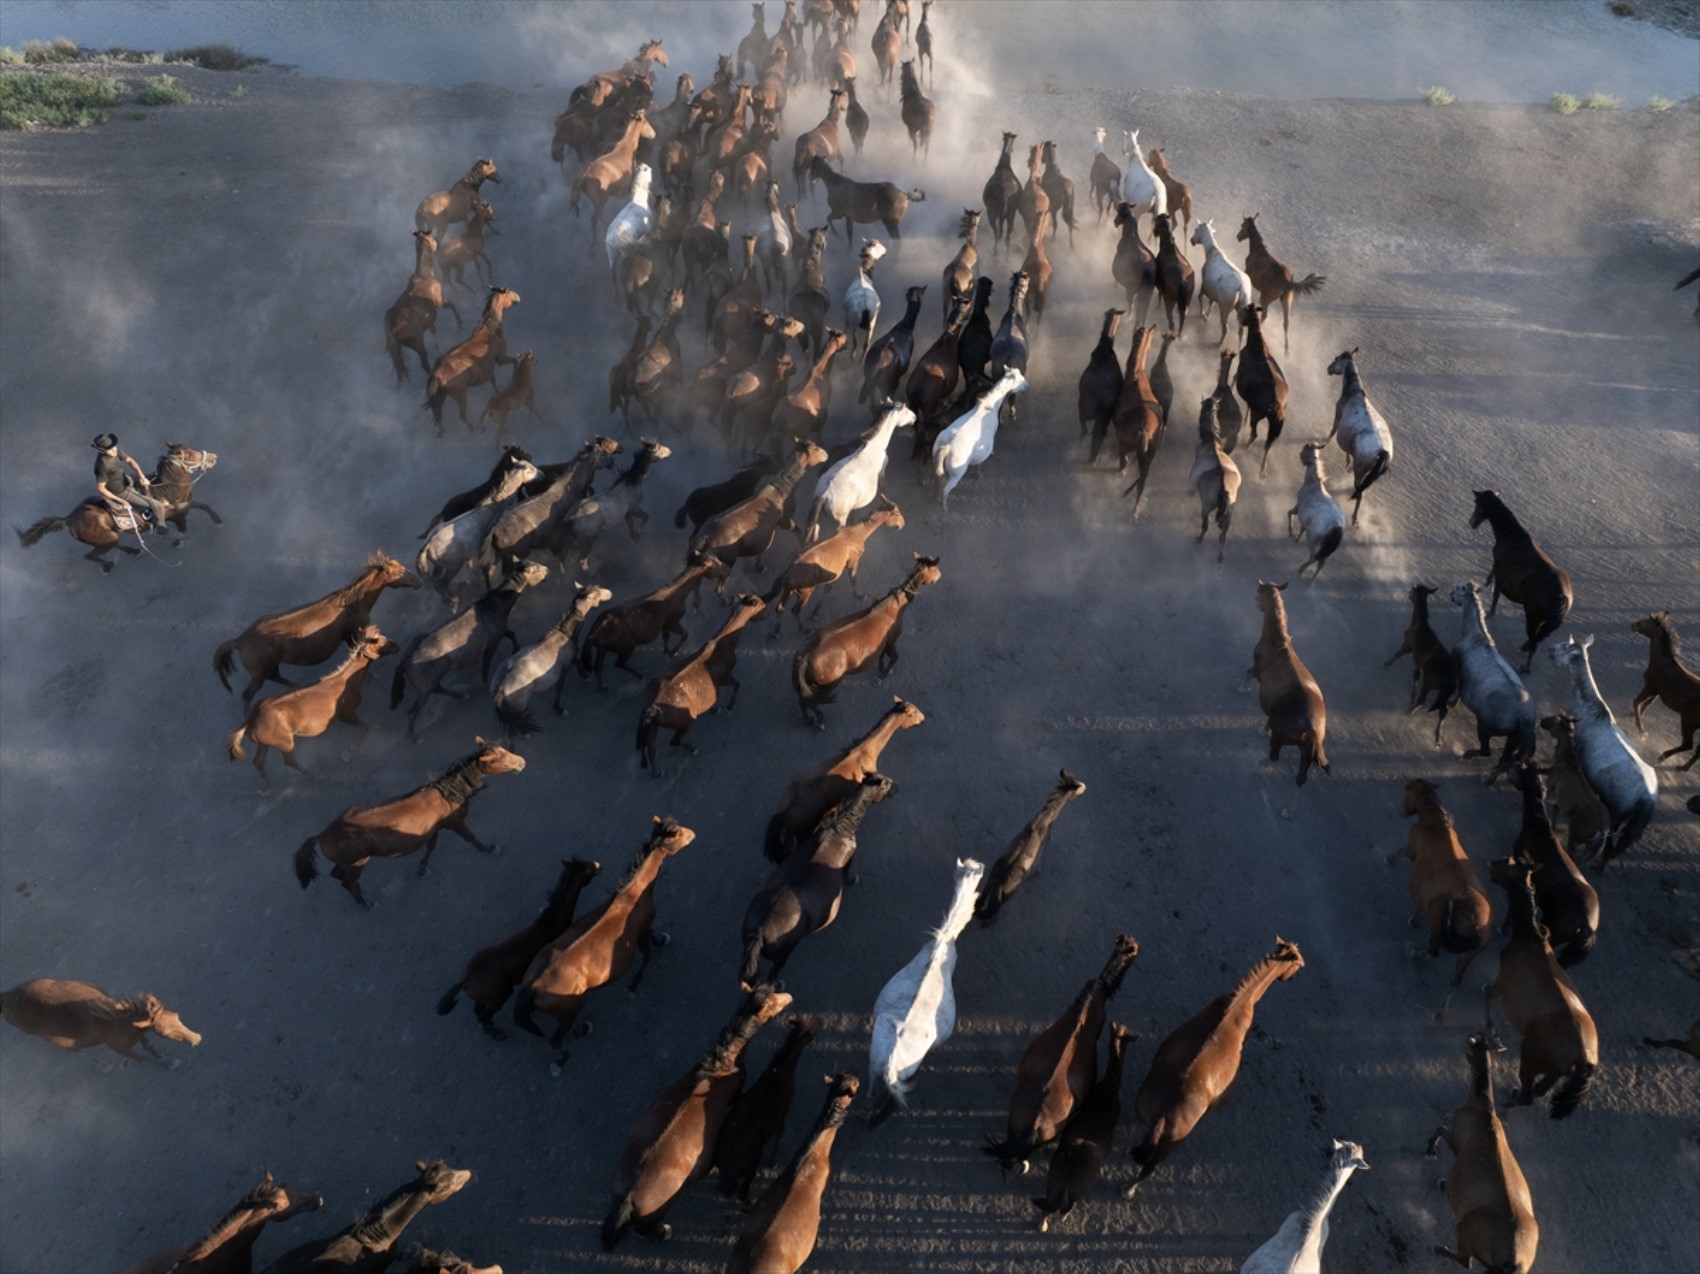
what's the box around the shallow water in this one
[2,0,1695,101]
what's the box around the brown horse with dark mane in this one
[1234,303,1289,476]
[386,229,461,384]
[794,554,940,728]
[17,442,220,571]
[764,696,925,860]
[713,1013,820,1204]
[259,1159,475,1274]
[1631,612,1700,767]
[425,285,521,435]
[122,1173,324,1274]
[1245,581,1329,814]
[1469,490,1572,674]
[727,1072,859,1271]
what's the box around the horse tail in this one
[1549,1061,1596,1120]
[227,722,249,761]
[386,329,407,383]
[495,696,540,736]
[792,650,821,711]
[673,497,691,529]
[601,1196,636,1251]
[1315,524,1344,566]
[636,705,662,768]
[212,639,240,694]
[1352,449,1391,499]
[739,932,765,989]
[293,837,320,890]
[14,516,66,549]
[390,634,425,709]
[907,188,927,202]
[1289,272,1326,297]
[983,1131,1029,1171]
[1555,927,1597,969]
[1438,898,1482,954]
[762,813,792,864]
[511,985,545,1036]
[435,981,463,1016]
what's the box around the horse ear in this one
[474,735,488,746]
[415,1160,428,1173]
[1276,581,1289,591]
[1582,634,1594,649]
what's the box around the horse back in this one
[336,788,455,842]
[529,888,651,996]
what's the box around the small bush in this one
[230,83,247,99]
[1418,86,1455,106]
[23,37,80,64]
[166,42,268,71]
[0,48,24,67]
[102,46,161,64]
[1645,95,1673,113]
[1581,91,1621,110]
[0,73,127,129]
[136,73,190,106]
[1551,92,1580,115]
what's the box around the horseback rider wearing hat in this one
[92,433,170,534]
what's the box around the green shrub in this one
[0,72,127,129]
[230,83,247,99]
[1418,86,1455,106]
[1645,95,1673,113]
[0,48,24,67]
[1551,92,1580,115]
[166,42,268,71]
[1580,91,1621,110]
[23,37,80,64]
[136,73,189,106]
[102,46,161,64]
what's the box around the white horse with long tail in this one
[806,402,916,542]
[1240,1139,1371,1274]
[867,857,984,1124]
[931,368,1027,510]
[1119,129,1167,230]
[1190,219,1255,346]
[1449,581,1536,785]
[1324,349,1394,526]
[603,162,654,279]
[1549,635,1658,867]
[1287,444,1346,578]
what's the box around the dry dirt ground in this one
[1,37,1698,1274]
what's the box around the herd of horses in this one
[2,2,1696,1271]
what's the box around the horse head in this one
[472,158,501,185]
[411,1160,475,1205]
[1448,580,1479,609]
[1254,579,1290,618]
[908,553,942,589]
[372,551,424,591]
[1325,349,1359,377]
[139,993,202,1045]
[1268,937,1305,979]
[1329,1139,1371,1173]
[355,626,400,660]
[648,815,697,857]
[1236,212,1259,242]
[471,736,526,776]
[1401,776,1442,817]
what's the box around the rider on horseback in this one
[92,433,169,534]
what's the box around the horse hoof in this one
[417,865,432,878]
[548,1061,564,1078]
[1017,1160,1030,1177]
[167,1057,182,1070]
[1039,1216,1050,1234]
[654,932,672,947]
[1120,1183,1139,1200]
[657,1224,672,1242]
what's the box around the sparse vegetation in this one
[103,46,164,65]
[128,110,147,120]
[1418,86,1455,106]
[1580,91,1621,110]
[1551,92,1580,115]
[1645,94,1673,113]
[136,73,190,106]
[0,48,24,67]
[0,72,127,129]
[23,38,80,65]
[166,42,268,71]
[230,83,248,100]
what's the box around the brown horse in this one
[770,329,848,442]
[1039,141,1077,248]
[437,857,601,1039]
[764,696,925,860]
[292,740,525,908]
[975,770,1089,925]
[1425,1031,1539,1274]
[1122,939,1304,1196]
[1235,212,1324,355]
[386,230,461,384]
[691,440,830,583]
[631,288,688,420]
[1213,349,1244,452]
[1015,144,1051,248]
[1235,303,1289,476]
[260,1161,475,1274]
[16,442,221,570]
[899,59,934,160]
[714,1014,820,1203]
[792,88,846,195]
[416,158,500,240]
[1469,490,1573,674]
[438,199,498,291]
[1032,1023,1134,1232]
[570,110,657,242]
[1112,325,1165,515]
[983,131,1022,251]
[228,625,398,791]
[726,1072,859,1272]
[573,39,669,110]
[214,553,421,705]
[1397,778,1493,1020]
[513,817,696,1067]
[1485,857,1599,1118]
[1245,582,1330,813]
[1631,612,1700,767]
[390,1247,501,1274]
[794,554,940,728]
[808,156,924,246]
[1510,763,1598,968]
[1111,201,1156,322]
[1,978,200,1065]
[601,986,794,1250]
[1019,210,1055,326]
[1145,147,1191,235]
[1385,584,1459,746]
[985,934,1138,1176]
[766,496,904,631]
[479,349,539,435]
[576,554,729,689]
[1188,396,1241,564]
[122,1173,324,1274]
[1151,212,1194,338]
[425,286,521,435]
[637,595,767,774]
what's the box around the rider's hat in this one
[91,433,118,450]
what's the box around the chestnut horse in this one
[122,1173,323,1274]
[416,158,500,240]
[727,1073,859,1271]
[292,739,525,908]
[425,286,521,435]
[386,229,461,384]
[1397,778,1492,1021]
[637,595,767,775]
[1,978,200,1065]
[793,554,940,728]
[260,1160,475,1274]
[1631,611,1700,767]
[764,696,925,860]
[1235,212,1324,355]
[1245,581,1329,814]
[1469,490,1572,673]
[570,110,657,243]
[16,442,220,571]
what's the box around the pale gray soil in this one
[1,31,1698,1274]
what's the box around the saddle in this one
[87,497,149,532]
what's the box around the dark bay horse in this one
[259,1160,474,1274]
[16,442,220,571]
[713,1014,820,1204]
[292,740,525,908]
[975,770,1088,926]
[122,1173,323,1274]
[1631,612,1700,768]
[1469,490,1572,673]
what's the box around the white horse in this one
[867,857,984,1123]
[755,179,792,295]
[844,238,886,360]
[931,368,1027,510]
[1549,635,1659,865]
[488,584,611,734]
[1190,219,1255,346]
[416,457,540,607]
[1324,349,1394,526]
[603,162,654,277]
[1287,443,1346,578]
[1119,129,1167,229]
[1449,581,1536,784]
[1240,1139,1371,1274]
[806,403,916,542]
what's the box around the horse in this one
[1032,1024,1134,1232]
[1190,219,1253,346]
[737,2,770,79]
[770,331,849,445]
[1122,939,1304,1196]
[899,59,934,160]
[385,230,461,384]
[1396,778,1493,1021]
[489,583,612,734]
[915,0,933,82]
[982,131,1022,252]
[417,453,540,608]
[741,775,894,987]
[513,817,696,1069]
[867,857,984,1123]
[425,446,534,533]
[862,286,925,405]
[808,156,924,246]
[1214,349,1245,453]
[1039,141,1077,248]
[770,497,905,632]
[755,182,795,295]
[637,595,767,775]
[1510,763,1598,968]
[1145,146,1191,236]
[1151,212,1194,338]
[122,1173,324,1274]
[1118,129,1167,230]
[942,211,981,321]
[480,436,623,574]
[1449,581,1537,785]
[571,39,669,110]
[1239,1140,1371,1274]
[1538,715,1611,865]
[841,74,870,158]
[1079,308,1127,459]
[424,285,521,435]
[975,771,1088,926]
[794,555,939,728]
[577,555,729,689]
[478,347,538,438]
[722,317,804,447]
[1631,612,1700,768]
[843,239,885,360]
[1236,213,1324,355]
[1018,211,1055,327]
[987,272,1031,422]
[787,225,832,359]
[436,857,602,1040]
[1189,396,1242,564]
[1015,145,1052,250]
[259,1161,475,1274]
[555,437,673,570]
[415,158,500,240]
[1111,326,1164,515]
[1287,443,1346,577]
[985,934,1137,1175]
[1324,349,1394,525]
[630,288,688,420]
[1111,201,1157,324]
[1485,857,1599,1119]
[1,978,200,1065]
[1549,635,1659,865]
[714,1015,820,1204]
[692,440,831,584]
[1245,582,1330,816]
[603,162,653,280]
[228,626,398,791]
[570,110,657,243]
[214,553,421,705]
[1385,585,1459,746]
[792,88,846,196]
[16,442,221,570]
[390,1247,501,1274]
[1088,128,1122,223]
[1147,331,1175,427]
[601,986,794,1249]
[292,739,525,908]
[933,368,1028,508]
[765,697,925,860]
[727,1073,859,1272]
[1235,303,1289,477]
[871,9,899,84]
[677,457,780,532]
[438,198,498,292]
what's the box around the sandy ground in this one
[2,27,1698,1274]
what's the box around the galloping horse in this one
[1245,581,1330,814]
[260,1160,476,1273]
[1468,489,1572,673]
[16,442,220,571]
[122,1173,323,1274]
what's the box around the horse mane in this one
[1646,613,1680,656]
[1411,782,1454,828]
[1229,943,1300,998]
[427,751,490,805]
[326,554,399,605]
[1474,490,1521,533]
[614,820,681,890]
[346,1174,425,1246]
[82,993,148,1024]
[693,994,774,1080]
